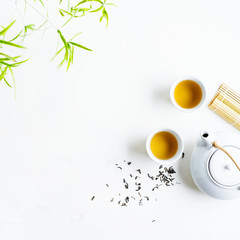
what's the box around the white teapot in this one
[190,130,240,199]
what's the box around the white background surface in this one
[0,0,240,239]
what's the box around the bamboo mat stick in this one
[209,84,240,130]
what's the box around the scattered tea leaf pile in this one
[91,159,182,207]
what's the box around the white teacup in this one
[146,128,184,164]
[170,75,206,112]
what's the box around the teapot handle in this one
[212,141,240,171]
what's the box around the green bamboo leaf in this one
[0,53,10,57]
[62,16,74,27]
[101,8,109,27]
[4,77,12,87]
[57,58,66,69]
[0,20,16,36]
[23,24,36,39]
[75,0,88,7]
[9,30,22,42]
[69,32,83,41]
[0,56,20,61]
[0,59,28,67]
[51,47,64,61]
[59,9,65,16]
[24,24,36,32]
[71,46,74,64]
[60,9,73,16]
[0,66,8,81]
[0,53,21,61]
[33,0,45,7]
[38,0,45,7]
[57,30,68,58]
[9,67,16,98]
[0,40,26,49]
[37,19,48,30]
[78,8,90,11]
[69,41,92,51]
[105,3,118,7]
[76,8,90,16]
[67,41,71,62]
[75,0,103,8]
[0,58,12,61]
[94,0,104,4]
[0,61,15,67]
[66,43,71,71]
[90,5,103,13]
[12,59,28,66]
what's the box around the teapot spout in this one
[200,130,215,149]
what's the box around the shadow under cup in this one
[146,129,184,164]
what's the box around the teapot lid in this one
[208,146,240,187]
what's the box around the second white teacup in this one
[146,128,184,164]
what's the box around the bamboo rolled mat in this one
[209,84,240,130]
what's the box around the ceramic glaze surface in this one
[208,146,240,187]
[190,131,240,199]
